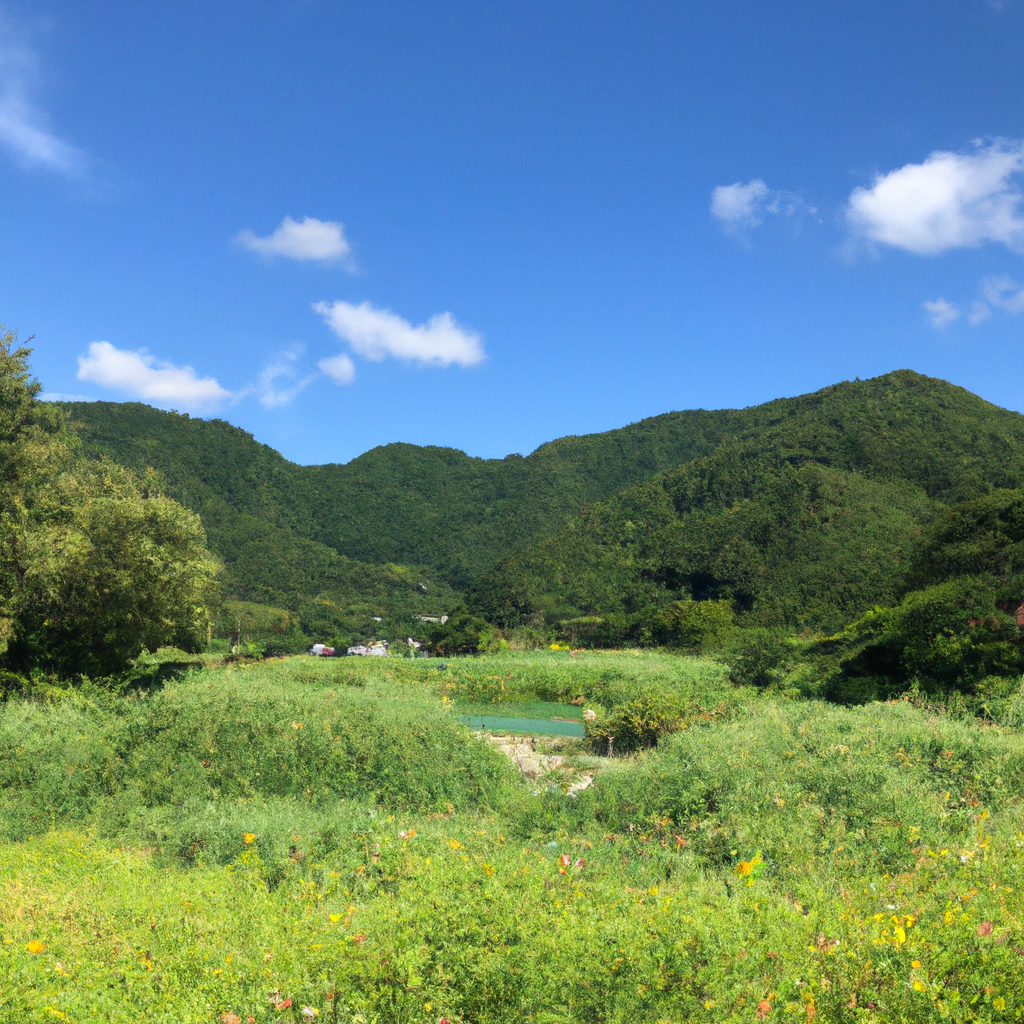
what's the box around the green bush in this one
[427,607,492,655]
[725,627,796,687]
[0,662,517,842]
[645,599,734,651]
[828,575,1024,696]
[558,614,629,648]
[587,691,684,753]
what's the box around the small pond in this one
[457,714,585,737]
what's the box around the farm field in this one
[2,650,1024,1023]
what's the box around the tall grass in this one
[4,652,1024,1021]
[0,658,517,846]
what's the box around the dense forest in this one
[49,368,1024,693]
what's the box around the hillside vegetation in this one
[62,371,1024,646]
[470,371,1024,633]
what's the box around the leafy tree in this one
[821,576,1024,700]
[0,327,220,676]
[427,608,492,656]
[645,599,734,651]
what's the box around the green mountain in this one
[58,397,766,595]
[468,371,1024,633]
[61,369,1024,641]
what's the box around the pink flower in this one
[977,921,993,937]
[573,857,586,870]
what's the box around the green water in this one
[458,715,585,737]
[454,700,583,721]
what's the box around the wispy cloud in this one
[247,348,317,408]
[847,140,1024,255]
[982,274,1024,314]
[75,340,339,411]
[77,341,232,410]
[710,179,815,240]
[922,275,1024,329]
[318,353,356,385]
[314,300,485,368]
[237,216,356,266]
[922,297,961,329]
[0,16,88,176]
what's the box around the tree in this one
[427,607,492,656]
[0,326,220,677]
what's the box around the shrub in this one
[828,575,1024,696]
[726,627,796,687]
[558,614,629,648]
[587,691,684,753]
[645,599,734,651]
[428,607,492,655]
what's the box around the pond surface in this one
[458,715,585,737]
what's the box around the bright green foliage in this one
[646,598,734,650]
[0,658,516,845]
[3,655,1024,1020]
[557,614,628,647]
[9,464,219,675]
[0,329,219,676]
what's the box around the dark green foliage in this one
[427,607,492,655]
[822,576,1024,700]
[57,369,1024,685]
[60,398,752,593]
[908,487,1024,596]
[470,370,1024,632]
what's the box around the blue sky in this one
[2,1,1023,465]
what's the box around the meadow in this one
[2,651,1024,1022]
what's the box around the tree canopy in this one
[0,328,219,677]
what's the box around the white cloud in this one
[318,352,356,385]
[77,341,231,410]
[922,298,961,329]
[711,179,771,229]
[847,141,1024,255]
[314,300,485,367]
[710,179,814,238]
[0,17,88,175]
[236,216,355,265]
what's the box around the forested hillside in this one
[61,369,1024,645]
[59,399,767,587]
[469,371,1024,633]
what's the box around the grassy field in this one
[2,651,1024,1022]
